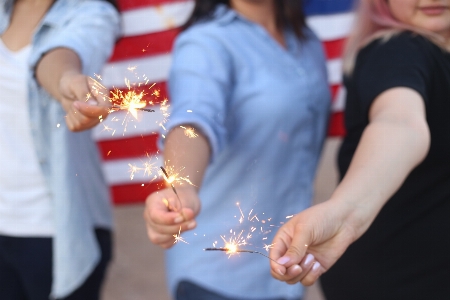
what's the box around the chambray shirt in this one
[163,5,330,300]
[0,0,120,298]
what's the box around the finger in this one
[284,253,316,284]
[300,261,323,286]
[73,101,109,118]
[88,77,110,106]
[270,230,292,278]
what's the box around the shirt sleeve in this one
[33,0,121,75]
[353,33,433,115]
[161,28,233,161]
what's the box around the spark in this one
[180,126,198,138]
[128,163,142,180]
[173,227,188,244]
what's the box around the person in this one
[143,0,331,299]
[0,0,120,299]
[269,0,450,299]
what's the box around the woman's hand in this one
[269,201,358,286]
[59,72,111,131]
[143,186,201,249]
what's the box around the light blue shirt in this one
[0,0,120,298]
[163,5,330,300]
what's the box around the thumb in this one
[276,222,312,269]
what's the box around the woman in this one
[0,0,120,299]
[143,0,331,299]
[270,0,450,299]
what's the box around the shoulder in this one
[48,0,119,26]
[357,31,435,67]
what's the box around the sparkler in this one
[112,105,155,113]
[160,166,186,221]
[204,248,282,265]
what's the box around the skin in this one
[389,0,450,42]
[269,0,450,286]
[143,0,285,248]
[1,0,110,132]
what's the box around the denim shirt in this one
[163,5,331,300]
[0,0,120,297]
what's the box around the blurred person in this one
[143,0,331,299]
[269,0,450,299]
[0,0,120,299]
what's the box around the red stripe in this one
[98,134,159,161]
[109,29,179,62]
[328,111,346,137]
[111,180,164,204]
[109,82,169,106]
[330,84,340,100]
[118,0,190,12]
[323,38,346,60]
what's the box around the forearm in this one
[330,117,430,238]
[163,126,211,189]
[35,47,82,101]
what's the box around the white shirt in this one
[0,38,53,236]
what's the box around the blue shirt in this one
[162,5,330,300]
[0,0,120,298]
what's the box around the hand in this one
[269,201,358,286]
[59,72,111,131]
[144,186,201,249]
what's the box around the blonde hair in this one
[343,0,448,74]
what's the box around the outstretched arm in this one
[144,126,211,248]
[36,48,110,131]
[270,87,430,285]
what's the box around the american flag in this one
[94,0,356,205]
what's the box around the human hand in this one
[59,72,111,131]
[144,186,201,249]
[269,201,358,286]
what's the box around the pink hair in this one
[343,0,443,73]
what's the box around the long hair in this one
[182,0,306,39]
[343,0,447,74]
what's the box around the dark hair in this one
[103,0,119,11]
[183,0,306,39]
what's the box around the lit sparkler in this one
[204,247,282,265]
[160,166,186,221]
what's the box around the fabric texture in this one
[322,32,450,300]
[0,0,120,297]
[162,5,330,300]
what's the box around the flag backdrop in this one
[94,0,356,205]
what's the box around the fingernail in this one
[291,265,302,274]
[174,216,183,224]
[304,254,314,265]
[187,221,196,229]
[276,256,290,265]
[277,268,285,276]
[73,101,80,109]
[87,99,98,106]
[312,262,321,271]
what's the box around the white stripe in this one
[102,155,164,185]
[102,54,172,88]
[327,58,342,86]
[92,106,166,141]
[306,12,355,41]
[122,1,195,37]
[332,86,346,112]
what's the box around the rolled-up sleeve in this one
[162,29,233,161]
[34,1,121,75]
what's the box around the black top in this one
[321,32,450,300]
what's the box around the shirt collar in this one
[214,4,239,26]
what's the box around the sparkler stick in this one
[204,248,283,265]
[112,105,155,112]
[160,166,186,221]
